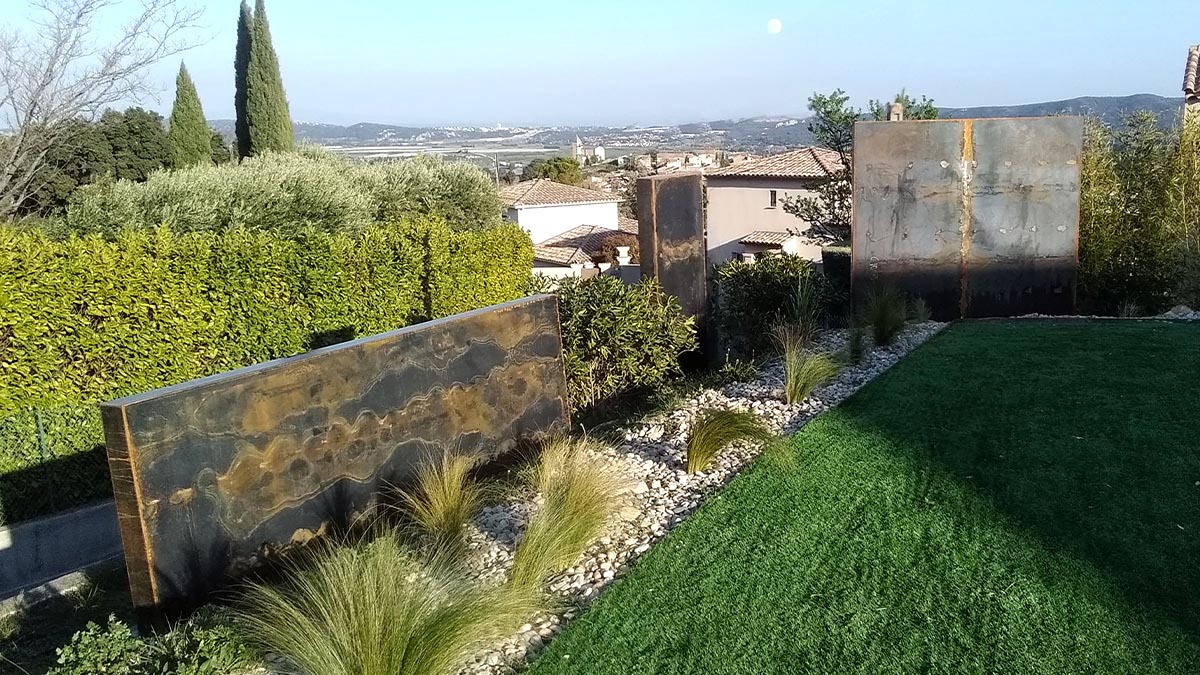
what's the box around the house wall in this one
[705,176,825,263]
[509,201,619,244]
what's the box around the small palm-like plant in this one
[398,451,485,553]
[863,282,907,346]
[685,409,773,474]
[508,437,623,593]
[238,533,538,675]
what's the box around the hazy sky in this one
[3,0,1196,126]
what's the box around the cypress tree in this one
[167,63,212,168]
[246,0,294,154]
[233,1,252,159]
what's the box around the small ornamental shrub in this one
[909,297,932,323]
[862,282,907,346]
[685,409,773,474]
[555,275,696,412]
[49,615,143,675]
[593,231,640,265]
[713,254,834,359]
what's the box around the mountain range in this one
[210,94,1184,151]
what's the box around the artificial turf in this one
[527,320,1200,675]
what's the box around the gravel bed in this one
[458,321,946,674]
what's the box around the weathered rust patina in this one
[637,173,707,320]
[102,295,569,617]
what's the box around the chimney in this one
[888,101,905,121]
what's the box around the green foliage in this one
[713,254,831,359]
[0,220,532,523]
[773,326,839,405]
[99,108,170,183]
[399,452,486,553]
[554,276,696,412]
[509,437,623,592]
[804,89,858,156]
[239,532,536,675]
[1166,118,1200,306]
[685,408,773,474]
[47,610,251,675]
[909,297,932,323]
[209,130,232,165]
[868,89,939,121]
[67,151,505,235]
[168,64,213,169]
[593,231,639,264]
[1079,114,1178,312]
[234,1,253,159]
[781,273,823,346]
[245,0,294,155]
[522,157,582,185]
[846,314,865,364]
[862,282,907,346]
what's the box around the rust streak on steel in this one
[958,119,975,316]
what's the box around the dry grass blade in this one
[237,533,538,675]
[398,451,485,553]
[509,437,623,593]
[685,409,773,474]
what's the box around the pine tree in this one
[233,1,252,159]
[168,63,212,168]
[246,0,294,154]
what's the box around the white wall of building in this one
[509,201,619,243]
[705,176,825,263]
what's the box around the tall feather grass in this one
[685,409,773,474]
[779,273,823,347]
[508,437,623,593]
[863,282,907,346]
[773,324,841,405]
[398,451,486,553]
[237,533,537,675]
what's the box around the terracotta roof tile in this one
[500,179,619,207]
[533,225,634,267]
[617,216,639,233]
[1186,45,1200,101]
[707,146,844,179]
[740,230,796,246]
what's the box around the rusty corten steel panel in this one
[638,173,706,320]
[101,295,569,617]
[852,117,1082,319]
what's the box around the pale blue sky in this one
[3,0,1195,126]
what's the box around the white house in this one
[573,136,605,163]
[500,179,631,278]
[704,146,844,263]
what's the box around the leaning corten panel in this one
[101,295,569,617]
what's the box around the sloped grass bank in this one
[528,321,1200,675]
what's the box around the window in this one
[768,189,777,208]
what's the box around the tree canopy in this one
[522,157,582,185]
[168,63,213,168]
[242,0,294,155]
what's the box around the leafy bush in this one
[238,533,536,675]
[593,231,639,265]
[773,326,839,405]
[685,409,773,474]
[1079,114,1179,312]
[862,283,907,346]
[66,150,503,236]
[48,611,251,675]
[1167,117,1200,306]
[398,452,486,554]
[713,254,834,359]
[555,275,696,412]
[0,219,532,524]
[509,437,623,592]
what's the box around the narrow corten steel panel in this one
[638,173,706,320]
[102,295,569,615]
[852,117,1081,318]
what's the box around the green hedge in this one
[712,254,837,359]
[0,218,532,524]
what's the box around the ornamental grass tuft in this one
[685,409,773,474]
[398,451,486,554]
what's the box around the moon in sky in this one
[767,18,783,34]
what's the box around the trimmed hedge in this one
[0,218,532,523]
[712,254,836,359]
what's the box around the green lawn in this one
[528,321,1200,675]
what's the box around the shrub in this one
[48,610,251,675]
[555,275,696,412]
[238,533,536,675]
[685,409,773,474]
[0,219,532,524]
[713,254,834,359]
[398,452,486,553]
[774,326,839,405]
[593,231,639,265]
[49,615,143,675]
[1167,117,1200,306]
[862,283,907,346]
[846,315,866,365]
[509,437,623,593]
[66,150,503,236]
[909,297,932,323]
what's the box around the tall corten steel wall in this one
[637,173,706,320]
[101,295,569,619]
[852,117,1083,319]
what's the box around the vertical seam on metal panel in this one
[958,120,975,317]
[121,405,159,606]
